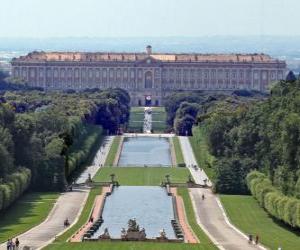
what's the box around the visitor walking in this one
[15,238,20,249]
[6,239,11,250]
[248,234,253,244]
[202,194,205,200]
[255,234,259,245]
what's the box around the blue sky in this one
[0,0,298,38]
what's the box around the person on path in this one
[255,235,259,245]
[202,194,205,200]
[15,238,20,249]
[6,239,11,250]
[248,234,253,244]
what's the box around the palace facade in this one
[11,46,286,106]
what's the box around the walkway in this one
[178,136,264,250]
[179,136,211,186]
[0,136,114,250]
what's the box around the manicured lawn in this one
[173,136,185,166]
[131,107,145,112]
[152,107,167,132]
[189,126,216,181]
[104,136,121,166]
[0,192,58,243]
[128,107,144,132]
[220,195,300,250]
[94,167,191,186]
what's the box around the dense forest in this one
[164,76,300,229]
[200,78,300,228]
[164,89,266,135]
[0,88,130,212]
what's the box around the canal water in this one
[118,136,172,166]
[92,186,176,239]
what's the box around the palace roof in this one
[12,51,283,64]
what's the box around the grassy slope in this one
[173,136,185,165]
[104,136,121,166]
[0,192,58,243]
[189,126,216,181]
[94,167,190,186]
[152,107,167,132]
[128,107,144,132]
[220,195,300,250]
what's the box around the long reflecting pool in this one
[118,136,172,166]
[92,186,176,239]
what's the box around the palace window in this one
[30,69,35,77]
[239,70,244,79]
[117,68,121,78]
[95,69,100,78]
[88,69,93,78]
[271,72,275,80]
[130,70,135,78]
[262,72,267,80]
[109,69,114,78]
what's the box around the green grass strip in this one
[220,195,300,250]
[104,136,121,166]
[0,192,58,243]
[172,136,185,166]
[94,167,191,186]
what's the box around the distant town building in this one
[11,46,286,106]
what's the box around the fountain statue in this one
[156,228,169,241]
[121,218,146,241]
[99,227,111,240]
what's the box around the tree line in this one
[0,88,130,212]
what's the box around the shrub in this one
[0,167,31,212]
[247,170,300,229]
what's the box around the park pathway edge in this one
[179,136,267,250]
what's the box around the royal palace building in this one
[11,46,286,106]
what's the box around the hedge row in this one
[246,171,300,229]
[0,167,31,211]
[67,125,103,176]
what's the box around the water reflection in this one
[118,136,172,166]
[92,186,176,239]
